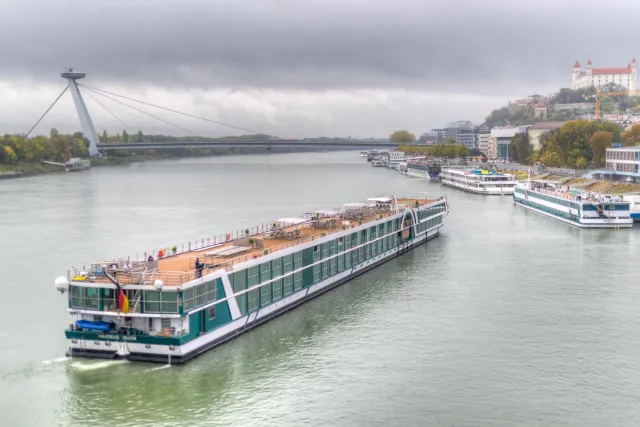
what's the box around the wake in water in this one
[69,360,129,371]
[148,364,171,372]
[41,357,69,365]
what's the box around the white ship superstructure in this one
[440,168,518,195]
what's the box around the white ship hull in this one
[66,228,442,363]
[405,170,431,179]
[513,188,633,228]
[441,178,514,195]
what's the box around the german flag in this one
[114,282,129,314]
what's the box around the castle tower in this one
[572,60,582,89]
[631,58,637,91]
[60,68,100,157]
[586,59,593,75]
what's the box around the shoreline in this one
[0,147,346,179]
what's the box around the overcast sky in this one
[1,0,638,138]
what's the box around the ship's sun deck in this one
[73,197,442,288]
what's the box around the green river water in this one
[1,151,639,426]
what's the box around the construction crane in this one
[593,87,640,120]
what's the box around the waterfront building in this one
[421,121,476,146]
[478,125,491,156]
[456,131,478,151]
[572,59,637,91]
[605,146,640,175]
[490,126,530,159]
[527,122,565,150]
[420,130,446,144]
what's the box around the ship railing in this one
[67,219,334,280]
[67,204,425,284]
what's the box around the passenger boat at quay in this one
[405,160,442,180]
[56,195,449,364]
[622,195,640,222]
[440,168,518,195]
[513,179,633,228]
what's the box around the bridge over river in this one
[27,69,412,155]
[95,140,405,150]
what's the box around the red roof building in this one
[572,59,637,91]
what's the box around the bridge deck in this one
[79,198,436,287]
[95,140,409,150]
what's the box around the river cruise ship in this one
[56,195,449,364]
[440,168,518,195]
[405,161,442,180]
[513,180,632,228]
[622,195,640,221]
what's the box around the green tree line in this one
[398,143,470,158]
[0,129,89,164]
[0,129,279,165]
[535,121,640,168]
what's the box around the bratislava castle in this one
[572,59,637,91]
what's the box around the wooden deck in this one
[83,197,441,287]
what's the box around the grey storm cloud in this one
[2,0,638,94]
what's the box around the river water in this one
[1,151,639,427]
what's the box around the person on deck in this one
[195,258,204,278]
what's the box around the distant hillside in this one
[484,84,640,128]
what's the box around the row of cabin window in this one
[229,219,405,314]
[409,164,428,171]
[515,188,580,210]
[69,286,181,313]
[182,280,218,312]
[530,192,579,209]
[313,226,401,281]
[417,215,443,233]
[518,199,579,221]
[417,205,446,220]
[69,286,100,310]
[231,251,304,314]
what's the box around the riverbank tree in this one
[0,129,325,169]
[622,124,640,146]
[398,143,470,158]
[537,120,622,168]
[390,130,416,143]
[508,134,533,163]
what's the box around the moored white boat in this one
[513,179,632,228]
[622,195,640,221]
[440,168,517,195]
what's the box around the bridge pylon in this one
[61,68,100,157]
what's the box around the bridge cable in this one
[24,85,69,138]
[83,86,206,138]
[83,89,128,128]
[78,83,269,136]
